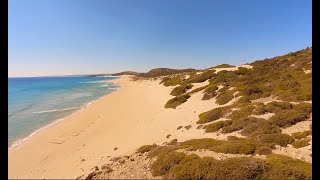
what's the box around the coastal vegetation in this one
[84,48,312,179]
[144,139,311,180]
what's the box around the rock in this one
[167,139,178,145]
[85,172,96,180]
[94,170,103,176]
[94,166,99,171]
[114,147,118,151]
[166,134,171,139]
[75,174,84,180]
[130,158,135,161]
[110,156,121,162]
[118,158,126,164]
[196,125,203,129]
[101,164,113,173]
[177,126,183,130]
[124,155,130,159]
[184,125,192,130]
[81,158,86,162]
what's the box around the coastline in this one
[8,78,120,150]
[8,70,312,179]
[8,75,226,179]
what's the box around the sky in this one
[9,0,312,77]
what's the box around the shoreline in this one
[8,78,120,150]
[8,75,238,179]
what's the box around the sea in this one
[8,75,119,148]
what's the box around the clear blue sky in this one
[9,0,312,77]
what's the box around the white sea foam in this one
[9,77,121,150]
[32,107,80,114]
[79,80,107,84]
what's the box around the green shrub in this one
[170,84,193,96]
[252,104,267,115]
[165,156,268,180]
[180,138,224,149]
[186,70,216,83]
[196,106,231,124]
[240,118,281,136]
[216,91,234,105]
[213,64,235,68]
[292,130,312,139]
[163,76,183,86]
[291,138,311,148]
[202,85,218,100]
[228,105,255,120]
[137,144,157,153]
[256,133,294,147]
[209,71,238,84]
[203,120,233,133]
[147,146,177,158]
[255,146,272,155]
[227,136,243,141]
[265,101,293,113]
[235,67,251,75]
[293,103,312,114]
[160,77,170,84]
[262,154,312,179]
[151,151,185,176]
[212,142,256,154]
[165,94,190,109]
[269,109,309,127]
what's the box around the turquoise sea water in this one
[8,76,119,147]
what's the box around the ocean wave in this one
[78,80,107,84]
[33,107,80,114]
[8,104,34,117]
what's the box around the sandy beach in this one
[8,76,227,179]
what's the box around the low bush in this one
[160,77,170,84]
[213,64,235,68]
[202,84,219,100]
[291,138,311,148]
[292,130,312,139]
[269,109,309,127]
[234,67,251,75]
[212,141,257,154]
[215,91,234,105]
[151,151,185,176]
[186,70,216,83]
[196,106,231,124]
[293,102,312,114]
[256,133,294,147]
[203,120,233,133]
[170,84,193,96]
[137,144,157,153]
[165,94,190,109]
[180,138,224,149]
[255,146,272,155]
[228,105,255,120]
[147,145,177,158]
[252,103,267,115]
[163,76,183,86]
[262,154,312,179]
[265,101,293,113]
[165,156,268,180]
[240,118,281,136]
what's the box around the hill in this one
[84,47,312,180]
